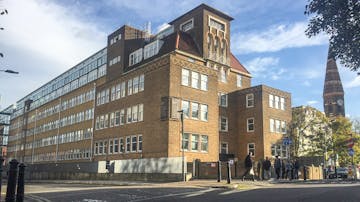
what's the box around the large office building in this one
[4,4,291,171]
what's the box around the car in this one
[328,167,348,179]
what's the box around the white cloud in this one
[244,57,287,80]
[345,76,360,88]
[0,0,106,108]
[231,22,328,54]
[307,100,319,105]
[245,57,279,74]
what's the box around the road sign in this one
[348,148,355,156]
[283,137,292,145]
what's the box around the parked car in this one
[328,167,348,179]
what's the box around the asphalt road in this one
[22,183,360,202]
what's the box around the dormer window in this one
[129,48,143,66]
[180,18,194,32]
[209,17,225,32]
[143,40,163,60]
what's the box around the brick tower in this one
[323,48,345,117]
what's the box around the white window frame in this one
[236,74,242,87]
[180,18,194,32]
[248,143,255,157]
[246,93,254,108]
[181,69,190,86]
[191,71,200,89]
[247,118,254,132]
[220,142,228,154]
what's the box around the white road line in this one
[130,189,211,202]
[181,188,216,198]
[26,194,52,202]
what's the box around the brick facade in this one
[5,4,291,169]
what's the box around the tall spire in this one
[323,46,345,118]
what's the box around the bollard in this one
[6,159,19,202]
[303,166,307,181]
[0,156,4,201]
[227,161,231,184]
[16,163,26,202]
[217,161,221,182]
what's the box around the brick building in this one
[4,4,291,171]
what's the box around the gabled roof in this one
[169,3,234,25]
[230,52,250,75]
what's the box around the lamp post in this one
[178,110,185,182]
[0,69,19,74]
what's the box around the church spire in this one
[323,46,345,118]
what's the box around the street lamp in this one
[0,69,19,74]
[178,110,185,182]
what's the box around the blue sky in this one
[0,0,359,119]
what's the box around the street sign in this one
[283,137,292,145]
[229,160,234,165]
[348,148,355,156]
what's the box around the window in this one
[209,17,225,32]
[129,48,143,66]
[246,94,254,108]
[115,84,121,99]
[115,111,120,126]
[191,102,199,119]
[133,76,139,94]
[248,143,255,156]
[191,72,199,89]
[109,140,113,154]
[143,40,162,59]
[139,74,144,91]
[120,109,125,125]
[274,96,279,109]
[191,134,199,151]
[200,104,208,121]
[270,119,275,133]
[271,144,287,158]
[182,100,190,118]
[114,139,119,153]
[181,69,190,86]
[219,93,227,107]
[237,74,242,87]
[269,94,274,108]
[126,137,131,153]
[180,18,194,32]
[127,107,132,123]
[109,112,115,127]
[182,133,190,150]
[281,121,286,134]
[138,135,143,152]
[247,118,254,132]
[280,97,285,110]
[120,138,124,153]
[220,142,228,154]
[201,135,208,152]
[132,105,138,122]
[131,136,137,152]
[200,74,208,91]
[94,142,99,155]
[275,120,281,133]
[220,116,228,131]
[127,80,133,95]
[138,104,144,121]
[121,82,126,98]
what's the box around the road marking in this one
[130,189,210,202]
[26,194,52,202]
[181,188,216,198]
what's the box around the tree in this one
[305,0,360,72]
[289,106,331,157]
[330,116,359,166]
